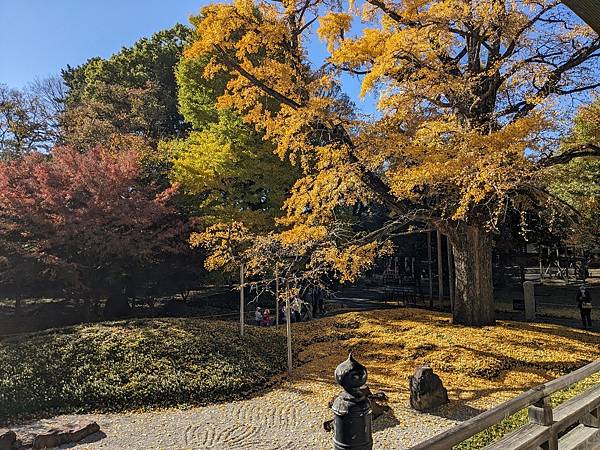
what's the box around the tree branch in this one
[294,16,318,37]
[510,39,600,121]
[557,82,600,95]
[213,44,303,110]
[365,0,405,23]
[212,46,421,220]
[500,1,561,61]
[539,143,600,167]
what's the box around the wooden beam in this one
[285,279,292,376]
[275,267,280,327]
[563,0,600,34]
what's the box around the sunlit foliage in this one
[184,0,600,324]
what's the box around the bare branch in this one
[294,16,318,36]
[501,1,561,61]
[510,39,600,121]
[365,0,405,24]
[539,143,600,166]
[338,65,372,75]
[557,82,600,95]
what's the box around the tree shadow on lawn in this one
[286,328,596,417]
[424,400,486,422]
[259,308,600,431]
[451,343,594,378]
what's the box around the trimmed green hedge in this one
[0,318,286,424]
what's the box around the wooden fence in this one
[409,359,600,450]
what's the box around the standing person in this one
[576,285,593,329]
[255,307,262,327]
[261,308,271,327]
[311,287,320,318]
[316,287,325,316]
[291,297,302,322]
[279,305,286,324]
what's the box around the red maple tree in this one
[0,146,189,303]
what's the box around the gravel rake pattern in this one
[10,381,466,450]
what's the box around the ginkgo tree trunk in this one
[185,0,600,326]
[447,223,495,326]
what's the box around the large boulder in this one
[409,365,449,412]
[0,429,16,450]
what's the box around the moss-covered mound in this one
[0,318,286,424]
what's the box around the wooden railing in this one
[409,359,600,450]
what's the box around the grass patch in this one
[455,372,600,449]
[0,318,286,425]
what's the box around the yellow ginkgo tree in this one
[185,0,600,325]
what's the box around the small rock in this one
[31,421,100,449]
[69,421,100,443]
[0,429,16,450]
[409,365,449,412]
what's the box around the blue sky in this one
[0,0,204,88]
[0,1,590,118]
[0,0,375,112]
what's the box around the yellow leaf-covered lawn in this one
[290,308,600,413]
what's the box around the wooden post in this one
[524,281,536,321]
[240,262,245,337]
[447,238,454,312]
[528,396,557,450]
[275,267,280,327]
[582,406,600,428]
[285,279,292,375]
[528,396,553,426]
[428,231,433,307]
[437,230,444,306]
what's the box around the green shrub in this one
[454,373,600,449]
[0,318,286,424]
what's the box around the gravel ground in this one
[10,378,478,450]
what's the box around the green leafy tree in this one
[551,100,600,250]
[61,24,192,149]
[165,48,297,231]
[0,80,63,160]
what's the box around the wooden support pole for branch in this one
[428,231,433,307]
[437,230,444,307]
[285,279,292,376]
[240,262,245,337]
